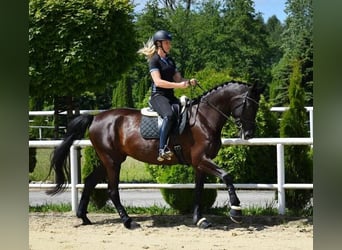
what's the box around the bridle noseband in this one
[230,92,259,128]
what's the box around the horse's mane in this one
[191,80,249,104]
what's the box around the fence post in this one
[277,144,285,215]
[70,145,78,212]
[309,108,313,139]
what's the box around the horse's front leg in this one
[107,163,140,229]
[193,170,212,229]
[198,158,243,223]
[222,173,243,223]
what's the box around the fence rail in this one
[29,137,313,215]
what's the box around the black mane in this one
[191,80,249,104]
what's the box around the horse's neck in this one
[197,85,246,130]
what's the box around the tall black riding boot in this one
[157,116,174,161]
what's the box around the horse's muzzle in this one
[240,129,254,140]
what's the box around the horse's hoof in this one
[229,206,243,224]
[80,215,92,225]
[129,221,141,229]
[123,217,140,229]
[77,213,92,225]
[196,217,212,229]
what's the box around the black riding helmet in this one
[153,30,172,45]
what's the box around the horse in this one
[47,80,262,229]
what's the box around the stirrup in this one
[157,147,173,161]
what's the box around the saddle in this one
[140,95,189,139]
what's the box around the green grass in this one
[29,202,312,217]
[29,149,153,183]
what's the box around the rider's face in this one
[161,40,171,53]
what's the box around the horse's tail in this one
[46,114,94,195]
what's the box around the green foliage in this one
[147,164,217,213]
[112,73,134,108]
[29,0,138,99]
[279,59,313,211]
[222,0,271,84]
[82,146,108,209]
[270,0,313,106]
[175,68,237,99]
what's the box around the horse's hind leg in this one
[106,162,140,229]
[77,165,106,225]
[193,170,212,229]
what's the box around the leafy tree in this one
[29,0,138,128]
[29,0,137,98]
[279,59,313,211]
[222,0,271,85]
[265,15,284,68]
[270,0,313,106]
[185,0,225,72]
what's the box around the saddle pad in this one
[140,116,159,139]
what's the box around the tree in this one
[29,0,137,98]
[185,0,225,72]
[112,73,134,108]
[222,0,271,85]
[29,0,138,132]
[265,15,284,67]
[269,0,313,106]
[279,59,313,211]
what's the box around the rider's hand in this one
[180,81,190,88]
[190,78,198,86]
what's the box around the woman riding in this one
[138,30,197,161]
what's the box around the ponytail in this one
[137,37,156,60]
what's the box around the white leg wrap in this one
[196,217,207,226]
[231,205,242,210]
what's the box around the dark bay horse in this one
[48,81,262,229]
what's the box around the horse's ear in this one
[250,83,265,95]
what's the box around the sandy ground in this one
[29,212,313,250]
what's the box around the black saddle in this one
[140,96,189,139]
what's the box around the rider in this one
[138,30,197,161]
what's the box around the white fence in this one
[29,137,313,215]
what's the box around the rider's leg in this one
[158,116,174,161]
[149,95,177,161]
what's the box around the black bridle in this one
[230,92,259,129]
[195,83,258,127]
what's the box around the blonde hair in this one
[137,37,156,61]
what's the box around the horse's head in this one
[231,84,262,140]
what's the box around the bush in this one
[147,164,217,214]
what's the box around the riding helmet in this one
[153,30,172,44]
